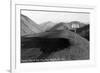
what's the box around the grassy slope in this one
[21,30,89,62]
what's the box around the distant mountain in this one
[47,22,71,31]
[21,14,43,36]
[48,21,88,32]
[40,21,56,31]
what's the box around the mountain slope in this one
[47,22,70,31]
[40,21,56,31]
[48,21,88,32]
[21,14,43,36]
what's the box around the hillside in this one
[48,21,88,31]
[21,14,43,36]
[40,21,56,31]
[21,30,89,62]
[47,22,69,31]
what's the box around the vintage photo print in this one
[21,9,90,63]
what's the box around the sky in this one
[21,10,90,24]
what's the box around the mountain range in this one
[21,14,89,36]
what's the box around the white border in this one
[11,3,96,73]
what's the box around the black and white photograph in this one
[21,9,90,63]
